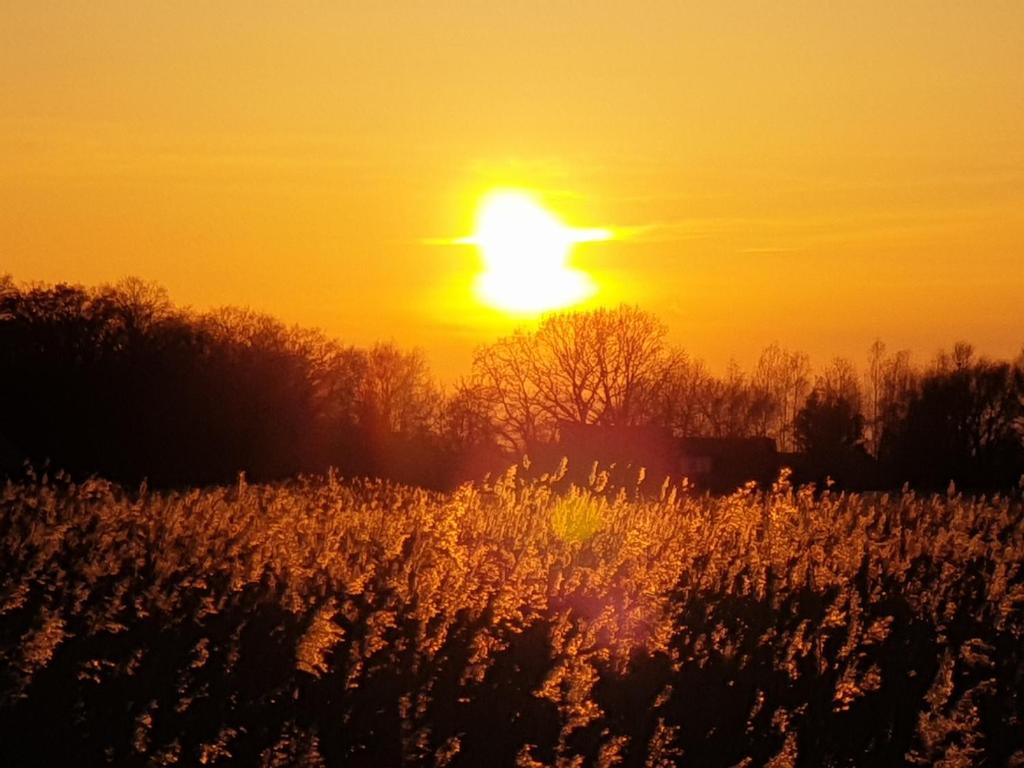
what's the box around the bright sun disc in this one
[465,191,608,313]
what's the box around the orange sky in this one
[3,2,1023,378]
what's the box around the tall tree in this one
[650,351,712,437]
[818,357,861,408]
[796,358,865,454]
[358,343,438,436]
[866,339,886,455]
[881,345,1024,488]
[469,305,674,450]
[794,390,865,458]
[751,344,811,451]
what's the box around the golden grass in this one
[0,465,1022,765]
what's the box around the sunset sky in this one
[3,1,1022,378]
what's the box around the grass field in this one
[1,466,1022,766]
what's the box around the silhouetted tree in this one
[649,351,711,436]
[434,380,509,480]
[0,278,439,486]
[794,390,870,487]
[357,343,438,437]
[3,275,1023,492]
[689,361,772,439]
[880,344,1024,489]
[751,344,811,451]
[469,305,675,450]
[438,380,502,452]
[796,389,864,456]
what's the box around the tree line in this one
[2,276,1022,490]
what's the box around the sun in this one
[462,190,609,313]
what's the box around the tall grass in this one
[0,465,1022,766]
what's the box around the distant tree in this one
[6,274,1023,493]
[686,361,770,439]
[864,343,918,457]
[0,274,18,317]
[0,278,408,484]
[650,351,713,437]
[431,381,509,482]
[438,380,503,452]
[98,277,174,337]
[191,306,322,479]
[290,329,365,427]
[751,344,811,451]
[797,358,864,448]
[793,362,873,487]
[818,357,861,407]
[795,390,865,456]
[357,343,438,437]
[865,340,886,455]
[469,305,673,450]
[470,330,544,450]
[881,344,1024,489]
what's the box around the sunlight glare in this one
[464,191,608,313]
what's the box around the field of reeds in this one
[1,465,1022,767]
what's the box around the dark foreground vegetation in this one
[1,469,1023,766]
[2,276,1023,492]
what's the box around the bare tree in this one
[879,349,916,432]
[469,305,674,450]
[933,340,976,373]
[437,379,502,451]
[653,351,713,437]
[866,339,886,455]
[818,357,861,410]
[95,277,176,338]
[470,329,547,450]
[751,344,811,451]
[290,329,366,427]
[358,343,438,436]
